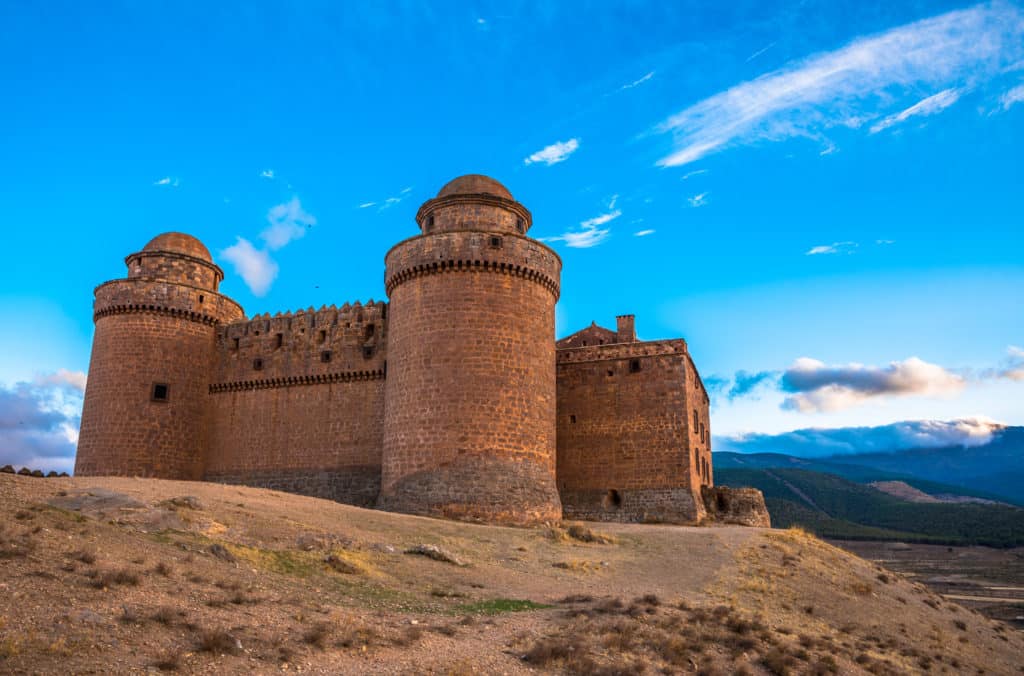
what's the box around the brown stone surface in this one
[74,174,732,527]
[702,485,772,527]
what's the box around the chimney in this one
[615,314,636,343]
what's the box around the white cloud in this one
[358,202,376,209]
[607,194,619,209]
[876,239,896,245]
[524,138,580,166]
[682,169,708,180]
[634,229,656,237]
[541,209,621,248]
[869,88,962,133]
[261,197,316,250]
[719,416,1004,456]
[34,369,87,393]
[621,71,655,90]
[688,192,709,208]
[806,241,857,255]
[259,169,275,179]
[1001,83,1024,109]
[654,3,1024,166]
[153,176,179,187]
[220,237,279,297]
[781,356,965,412]
[1000,345,1024,381]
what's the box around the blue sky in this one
[1,1,1022,471]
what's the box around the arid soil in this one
[833,540,1024,630]
[1,475,1022,674]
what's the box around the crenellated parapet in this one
[212,301,388,385]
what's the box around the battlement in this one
[213,300,388,386]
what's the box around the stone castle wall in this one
[73,175,740,528]
[555,339,711,523]
[379,226,563,524]
[202,303,388,505]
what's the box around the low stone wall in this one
[561,487,705,524]
[204,466,381,508]
[701,486,771,527]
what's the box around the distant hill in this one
[715,426,1024,506]
[715,467,1024,547]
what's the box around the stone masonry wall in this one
[380,227,563,525]
[555,339,707,523]
[202,302,388,505]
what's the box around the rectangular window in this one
[321,350,332,363]
[232,337,239,350]
[151,383,169,402]
[274,333,283,349]
[318,330,327,344]
[489,235,503,249]
[629,359,641,373]
[570,415,577,424]
[253,358,263,370]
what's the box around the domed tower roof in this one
[142,232,213,262]
[437,175,513,200]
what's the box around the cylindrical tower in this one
[380,175,563,524]
[75,232,244,479]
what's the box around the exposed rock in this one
[701,486,771,528]
[404,544,467,566]
[162,495,203,510]
[49,488,145,514]
[209,543,236,562]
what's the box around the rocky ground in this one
[1,474,1022,674]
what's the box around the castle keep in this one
[76,175,716,525]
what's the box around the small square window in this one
[606,369,614,377]
[570,415,577,424]
[321,350,332,363]
[629,359,641,373]
[362,346,374,359]
[318,330,327,344]
[151,383,169,402]
[253,358,264,370]
[516,218,525,233]
[489,235,502,249]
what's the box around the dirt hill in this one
[1,475,1021,675]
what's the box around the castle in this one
[75,175,719,525]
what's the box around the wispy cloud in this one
[682,169,708,180]
[634,229,656,237]
[654,3,1024,166]
[153,176,179,187]
[717,416,1004,457]
[524,138,580,166]
[621,71,655,91]
[745,42,777,63]
[806,241,857,255]
[688,192,709,208]
[220,237,279,297]
[259,169,275,179]
[780,356,965,412]
[1000,83,1024,110]
[358,202,376,209]
[261,197,316,250]
[0,372,86,473]
[363,187,413,212]
[541,209,621,248]
[876,239,896,245]
[869,88,962,133]
[998,345,1024,381]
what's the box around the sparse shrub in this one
[324,554,359,574]
[196,629,242,655]
[559,594,594,604]
[522,636,585,666]
[876,573,891,584]
[70,549,96,564]
[303,623,330,649]
[393,625,423,647]
[954,619,967,631]
[763,647,797,675]
[120,605,143,624]
[636,594,660,606]
[14,510,31,521]
[566,523,615,544]
[90,569,140,589]
[154,562,173,577]
[152,651,181,672]
[152,607,182,625]
[429,624,458,637]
